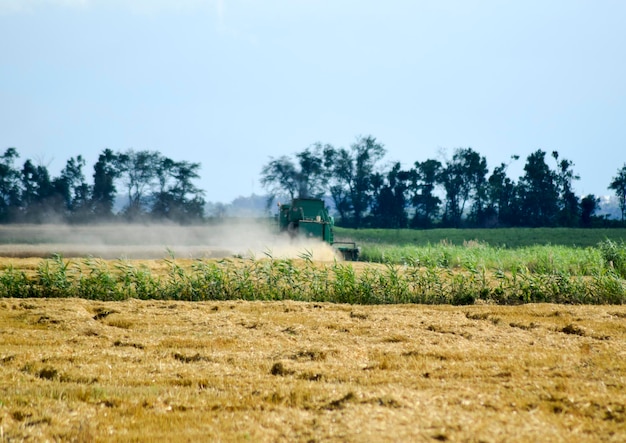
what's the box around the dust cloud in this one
[0,222,342,261]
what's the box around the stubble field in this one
[1,298,625,442]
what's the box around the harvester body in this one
[277,198,359,260]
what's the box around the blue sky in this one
[1,0,625,203]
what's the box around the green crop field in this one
[335,226,626,249]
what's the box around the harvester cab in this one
[277,198,359,261]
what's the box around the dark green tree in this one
[351,136,385,228]
[20,160,58,222]
[580,194,600,228]
[323,146,353,224]
[0,148,22,222]
[409,159,442,228]
[260,144,329,201]
[485,156,519,226]
[463,149,489,226]
[54,155,90,214]
[370,162,409,228]
[438,148,488,227]
[260,155,299,200]
[294,145,327,198]
[152,158,205,222]
[152,156,176,218]
[517,150,559,227]
[324,136,385,228]
[552,151,580,227]
[609,164,626,222]
[117,149,161,220]
[92,149,121,219]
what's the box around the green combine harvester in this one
[277,198,359,261]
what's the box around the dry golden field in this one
[1,297,625,442]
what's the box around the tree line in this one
[2,140,625,227]
[261,136,626,228]
[0,147,205,224]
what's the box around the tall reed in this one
[0,253,624,305]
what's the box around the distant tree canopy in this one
[0,147,205,224]
[0,139,623,228]
[260,136,623,229]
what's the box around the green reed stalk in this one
[0,254,624,305]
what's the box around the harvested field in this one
[0,298,624,442]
